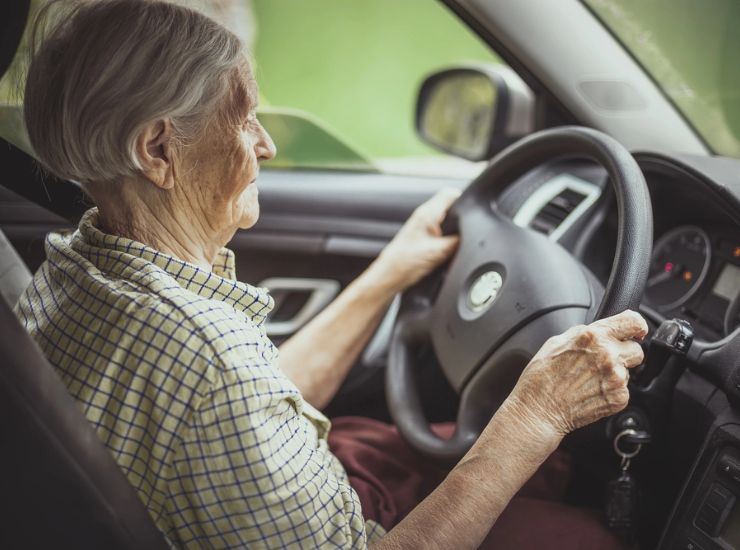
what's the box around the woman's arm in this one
[374,310,648,549]
[279,189,460,409]
[277,261,396,409]
[375,399,560,549]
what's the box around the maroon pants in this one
[328,417,628,549]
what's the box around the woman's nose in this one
[256,125,277,162]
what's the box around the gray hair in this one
[24,0,246,185]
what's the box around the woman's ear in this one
[135,119,176,189]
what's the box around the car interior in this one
[1,1,740,549]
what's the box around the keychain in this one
[605,428,649,542]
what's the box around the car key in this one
[605,428,645,542]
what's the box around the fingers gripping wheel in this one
[386,126,652,463]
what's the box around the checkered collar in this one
[76,208,274,325]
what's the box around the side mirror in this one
[416,64,534,161]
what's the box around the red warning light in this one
[664,262,674,273]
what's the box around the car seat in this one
[0,228,168,549]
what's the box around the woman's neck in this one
[93,179,231,271]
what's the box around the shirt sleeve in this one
[166,360,372,549]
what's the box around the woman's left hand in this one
[371,188,461,293]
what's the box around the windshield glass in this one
[584,0,740,158]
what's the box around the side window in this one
[0,0,511,176]
[249,0,503,175]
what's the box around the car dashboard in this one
[498,154,740,341]
[499,151,740,549]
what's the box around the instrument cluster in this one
[645,225,740,338]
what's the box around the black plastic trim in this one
[2,139,90,224]
[0,0,30,80]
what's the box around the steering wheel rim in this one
[386,126,653,463]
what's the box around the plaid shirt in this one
[15,208,384,548]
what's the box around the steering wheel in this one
[386,126,653,463]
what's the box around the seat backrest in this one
[0,268,168,548]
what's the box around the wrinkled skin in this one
[93,63,276,270]
[507,309,648,438]
[374,188,461,290]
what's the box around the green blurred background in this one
[3,0,740,165]
[0,0,499,169]
[251,0,497,162]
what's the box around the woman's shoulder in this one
[22,226,279,386]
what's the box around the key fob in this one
[605,471,638,541]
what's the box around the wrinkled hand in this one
[507,310,648,438]
[374,188,461,293]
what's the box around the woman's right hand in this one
[506,310,649,438]
[377,310,648,550]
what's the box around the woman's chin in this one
[239,217,259,230]
[236,186,260,229]
[238,204,260,229]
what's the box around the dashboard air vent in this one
[512,174,602,241]
[530,188,588,235]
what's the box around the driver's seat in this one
[0,228,168,549]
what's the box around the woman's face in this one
[181,67,276,234]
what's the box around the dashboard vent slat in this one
[512,174,601,241]
[530,187,587,236]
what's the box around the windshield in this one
[584,0,740,158]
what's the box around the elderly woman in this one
[16,1,647,549]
